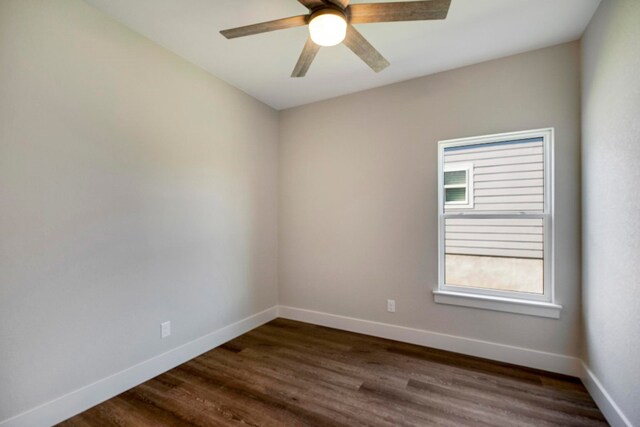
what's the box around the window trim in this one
[434,128,561,318]
[443,162,474,209]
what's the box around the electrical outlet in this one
[161,321,171,339]
[387,299,396,313]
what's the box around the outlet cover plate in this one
[387,299,396,313]
[161,321,171,338]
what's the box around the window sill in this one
[433,290,562,319]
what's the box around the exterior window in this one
[444,163,473,208]
[434,129,561,318]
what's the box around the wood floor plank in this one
[196,350,400,426]
[160,372,314,427]
[177,356,358,426]
[59,319,608,427]
[406,378,604,427]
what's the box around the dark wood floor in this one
[59,319,607,426]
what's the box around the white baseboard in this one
[3,305,631,427]
[580,362,633,427]
[278,306,582,376]
[0,306,279,427]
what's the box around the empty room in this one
[1,0,638,426]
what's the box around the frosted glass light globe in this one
[309,10,347,47]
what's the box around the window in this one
[434,129,561,318]
[444,163,473,208]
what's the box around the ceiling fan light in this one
[309,10,347,47]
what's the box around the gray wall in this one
[279,42,581,356]
[581,0,640,424]
[0,0,278,420]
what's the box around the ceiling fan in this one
[220,0,452,77]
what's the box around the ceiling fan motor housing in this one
[310,7,347,21]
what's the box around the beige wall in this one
[0,0,278,420]
[7,0,631,422]
[581,0,640,424]
[279,42,581,356]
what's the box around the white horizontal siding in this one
[475,187,543,196]
[472,203,544,211]
[446,218,544,226]
[475,162,543,175]
[446,232,543,242]
[474,179,543,189]
[446,226,543,235]
[474,170,544,182]
[446,240,543,250]
[475,194,544,204]
[446,225,542,234]
[444,218,544,259]
[445,247,543,259]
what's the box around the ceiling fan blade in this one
[291,37,321,78]
[298,0,326,10]
[220,15,308,39]
[342,25,390,73]
[348,0,451,24]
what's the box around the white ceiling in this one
[84,0,601,110]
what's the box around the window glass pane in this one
[444,138,544,212]
[444,217,544,294]
[444,170,467,185]
[445,187,466,203]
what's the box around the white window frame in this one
[443,163,474,209]
[433,128,562,319]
